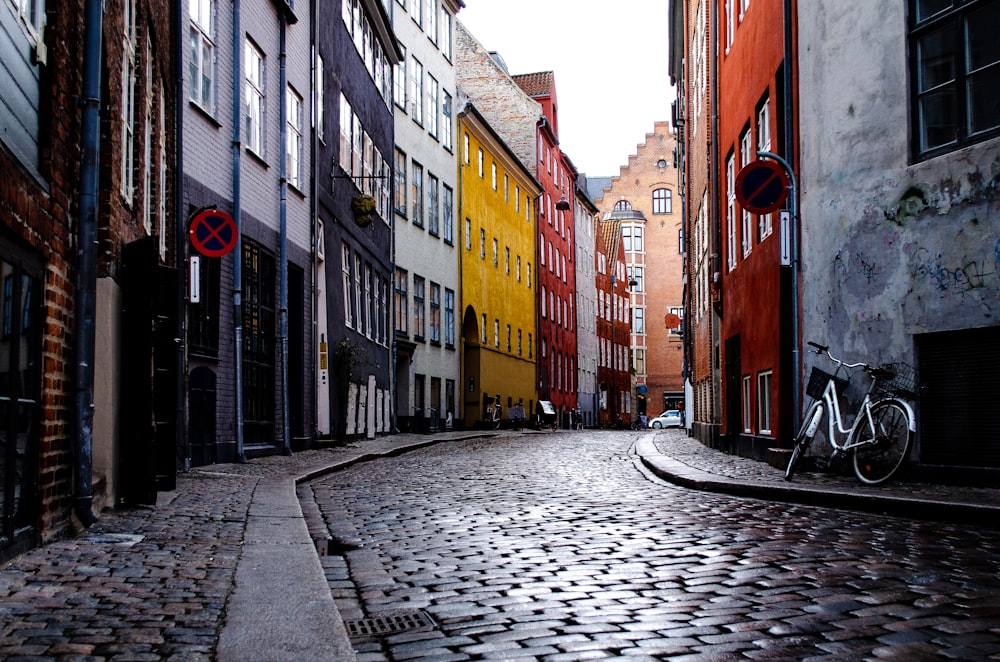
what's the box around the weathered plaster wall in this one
[797,1,999,365]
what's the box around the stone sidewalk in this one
[1,428,997,661]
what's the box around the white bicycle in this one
[785,342,916,485]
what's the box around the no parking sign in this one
[188,209,238,258]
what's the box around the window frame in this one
[908,0,1000,160]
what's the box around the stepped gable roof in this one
[512,71,554,98]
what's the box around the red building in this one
[512,72,579,425]
[595,219,633,427]
[715,0,797,458]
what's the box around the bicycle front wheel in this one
[852,400,911,485]
[785,402,821,481]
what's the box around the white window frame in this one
[742,374,752,434]
[286,85,302,189]
[121,0,137,202]
[757,99,773,240]
[757,370,772,435]
[245,38,265,156]
[189,0,214,112]
[726,153,736,271]
[740,128,753,257]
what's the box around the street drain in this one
[344,610,436,638]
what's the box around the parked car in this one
[649,410,682,428]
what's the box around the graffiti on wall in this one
[908,240,999,295]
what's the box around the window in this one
[742,374,752,433]
[463,132,470,164]
[394,46,407,109]
[428,174,439,236]
[505,246,510,274]
[726,152,736,271]
[1,0,46,170]
[354,254,363,334]
[758,370,773,435]
[492,238,498,267]
[424,0,437,44]
[143,38,153,233]
[286,86,302,189]
[668,306,684,335]
[622,226,633,252]
[189,0,215,111]
[479,228,486,259]
[342,244,353,328]
[634,348,645,374]
[315,52,324,139]
[444,288,455,346]
[411,161,424,227]
[517,329,522,355]
[339,93,353,173]
[409,56,423,124]
[394,148,407,215]
[442,91,453,150]
[652,188,672,214]
[494,319,499,347]
[427,74,439,137]
[477,148,484,178]
[528,333,533,359]
[725,0,735,49]
[740,128,753,257]
[394,268,408,334]
[465,218,471,250]
[121,0,137,201]
[413,276,425,339]
[632,226,644,252]
[440,7,453,60]
[245,38,265,156]
[442,184,454,243]
[526,263,531,288]
[364,263,373,338]
[429,282,441,343]
[613,199,632,211]
[627,266,644,292]
[633,306,645,334]
[491,162,497,190]
[516,255,521,281]
[506,324,511,352]
[910,0,1000,158]
[757,98,773,239]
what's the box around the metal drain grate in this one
[344,610,436,638]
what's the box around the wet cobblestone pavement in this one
[306,430,1000,660]
[2,428,999,661]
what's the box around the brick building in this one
[595,218,633,427]
[0,0,175,558]
[594,123,684,420]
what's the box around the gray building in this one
[182,0,313,462]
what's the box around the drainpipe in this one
[278,19,291,455]
[175,0,188,471]
[232,0,246,462]
[72,0,103,527]
[309,0,318,443]
[783,0,801,435]
[709,0,721,431]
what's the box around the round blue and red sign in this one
[735,160,789,215]
[189,209,238,258]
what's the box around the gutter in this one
[72,0,103,527]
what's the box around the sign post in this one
[735,159,789,215]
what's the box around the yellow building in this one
[457,103,541,427]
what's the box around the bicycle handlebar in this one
[806,341,877,373]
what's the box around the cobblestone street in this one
[305,430,1000,660]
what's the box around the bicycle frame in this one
[805,368,916,454]
[806,377,877,454]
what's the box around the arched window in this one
[613,199,632,211]
[653,188,672,214]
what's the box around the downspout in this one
[278,19,291,455]
[309,0,318,443]
[176,0,188,471]
[73,0,103,527]
[232,0,246,462]
[784,0,801,435]
[709,0,721,430]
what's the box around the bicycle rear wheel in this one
[852,400,911,485]
[785,403,821,481]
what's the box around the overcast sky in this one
[457,0,676,178]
